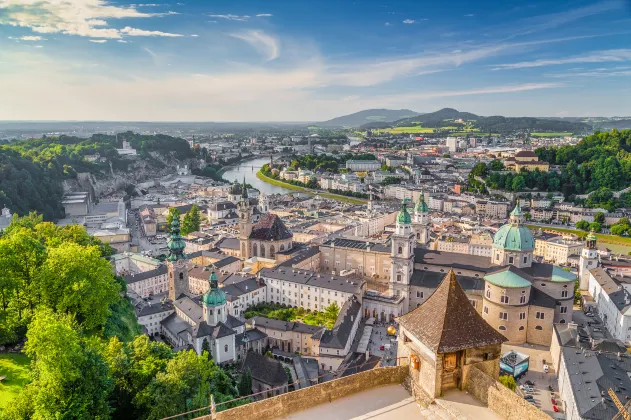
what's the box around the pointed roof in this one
[166,216,186,261]
[396,199,412,225]
[415,189,429,214]
[398,269,507,353]
[241,176,248,200]
[249,213,292,241]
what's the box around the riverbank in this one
[526,224,631,254]
[256,171,368,205]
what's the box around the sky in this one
[0,0,630,121]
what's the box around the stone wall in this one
[200,365,408,420]
[466,365,552,420]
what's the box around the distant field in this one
[0,353,30,410]
[374,126,435,134]
[530,132,573,137]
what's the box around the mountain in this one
[318,109,421,127]
[390,108,592,134]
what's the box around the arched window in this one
[270,245,275,258]
[260,245,266,258]
[179,272,184,280]
[498,326,506,331]
[519,326,524,331]
[224,344,228,353]
[417,233,420,239]
[252,243,258,257]
[280,244,285,251]
[560,319,566,324]
[535,325,543,330]
[398,246,403,254]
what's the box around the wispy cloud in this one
[117,39,128,43]
[402,19,415,24]
[190,34,198,37]
[208,14,250,21]
[385,22,391,26]
[230,30,280,61]
[89,39,107,43]
[20,35,46,41]
[464,13,475,17]
[492,49,631,70]
[0,0,180,39]
[256,14,272,17]
[545,67,631,78]
[120,26,182,37]
[144,47,157,58]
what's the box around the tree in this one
[511,175,526,192]
[589,222,601,233]
[524,212,532,221]
[471,162,488,177]
[181,211,194,236]
[202,337,212,361]
[488,160,504,171]
[594,211,605,224]
[499,375,516,391]
[576,220,590,231]
[189,205,201,231]
[166,208,181,231]
[238,368,252,396]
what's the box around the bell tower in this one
[390,199,415,311]
[166,216,189,301]
[238,177,253,259]
[413,188,430,246]
[579,229,599,290]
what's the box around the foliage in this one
[202,338,211,361]
[576,220,590,231]
[589,222,602,233]
[498,375,516,391]
[380,176,402,186]
[574,280,582,306]
[238,368,252,397]
[0,354,31,411]
[610,217,631,236]
[284,366,294,391]
[594,211,605,224]
[165,208,180,231]
[488,160,504,171]
[244,302,340,329]
[0,132,194,220]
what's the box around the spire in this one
[241,176,248,200]
[209,270,219,290]
[166,216,186,261]
[586,227,597,249]
[202,270,227,307]
[509,200,523,224]
[396,198,412,225]
[415,188,429,214]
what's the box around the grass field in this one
[373,126,435,134]
[0,353,30,410]
[530,132,573,137]
[256,171,367,204]
[526,225,631,254]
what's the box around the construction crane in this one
[609,388,631,420]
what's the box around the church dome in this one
[397,199,412,225]
[415,190,429,213]
[202,271,227,307]
[492,202,534,251]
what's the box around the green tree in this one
[238,368,252,396]
[38,242,120,330]
[576,220,590,231]
[201,337,212,361]
[589,222,602,232]
[498,375,516,391]
[488,160,504,171]
[166,208,181,231]
[181,211,194,236]
[593,211,605,224]
[189,205,201,231]
[471,162,488,177]
[524,212,532,221]
[511,175,526,192]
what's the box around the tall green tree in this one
[189,205,201,232]
[166,208,181,231]
[238,368,252,396]
[180,211,194,236]
[593,211,605,224]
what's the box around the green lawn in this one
[374,126,435,134]
[530,132,572,137]
[256,171,367,204]
[0,353,30,410]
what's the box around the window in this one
[508,256,514,264]
[416,291,424,298]
[179,272,184,280]
[224,344,228,352]
[540,283,546,287]
[535,325,543,330]
[519,312,526,320]
[396,274,401,282]
[483,306,488,314]
[561,290,568,298]
[499,312,508,320]
[520,295,526,304]
[560,306,567,314]
[498,326,506,331]
[500,295,510,304]
[536,312,545,319]
[469,299,476,308]
[519,326,525,331]
[486,289,491,298]
[324,259,329,265]
[495,254,499,261]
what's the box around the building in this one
[446,137,458,153]
[534,235,582,265]
[62,192,91,217]
[586,267,631,345]
[249,316,323,356]
[512,151,550,172]
[345,160,381,172]
[397,269,507,399]
[242,351,289,398]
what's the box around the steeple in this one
[396,199,412,226]
[202,270,227,326]
[508,200,524,224]
[415,188,429,214]
[586,228,597,249]
[241,176,248,200]
[166,216,186,261]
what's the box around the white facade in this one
[346,160,381,171]
[587,269,631,345]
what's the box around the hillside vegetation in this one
[319,108,420,127]
[0,132,194,220]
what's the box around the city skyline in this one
[0,0,630,121]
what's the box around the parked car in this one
[520,385,534,393]
[585,312,595,317]
[524,395,535,401]
[525,380,535,386]
[543,364,549,373]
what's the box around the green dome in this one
[492,224,535,251]
[166,217,186,261]
[397,200,412,225]
[485,270,531,288]
[549,266,577,283]
[202,271,226,307]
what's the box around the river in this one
[221,157,294,195]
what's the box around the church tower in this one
[579,229,599,290]
[238,177,253,259]
[202,271,228,326]
[167,216,189,301]
[390,199,415,311]
[259,192,269,214]
[413,188,430,246]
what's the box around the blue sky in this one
[0,0,630,121]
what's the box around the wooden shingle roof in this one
[398,269,507,353]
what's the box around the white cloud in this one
[402,19,415,24]
[545,68,631,78]
[0,0,179,39]
[256,14,272,17]
[385,22,391,26]
[120,26,182,37]
[18,35,45,41]
[208,14,250,21]
[117,39,128,43]
[230,30,280,61]
[492,49,631,70]
[191,34,198,37]
[89,39,107,43]
[380,83,562,103]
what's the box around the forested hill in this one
[380,108,592,134]
[319,108,420,127]
[0,132,194,220]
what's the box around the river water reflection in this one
[221,157,294,195]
